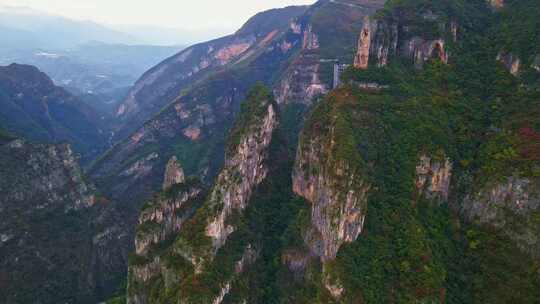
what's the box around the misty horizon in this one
[0,0,316,33]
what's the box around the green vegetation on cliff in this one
[123,0,540,303]
[282,0,540,302]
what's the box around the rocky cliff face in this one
[0,139,129,303]
[354,7,454,70]
[123,0,540,302]
[415,154,453,202]
[274,20,325,105]
[127,178,206,304]
[354,16,373,69]
[90,0,386,214]
[162,156,185,190]
[210,245,258,304]
[205,96,278,251]
[113,6,308,141]
[89,6,309,211]
[0,139,95,211]
[293,139,369,262]
[275,0,385,104]
[289,89,373,298]
[115,35,255,129]
[135,182,203,256]
[497,51,521,75]
[126,85,278,304]
[461,177,540,256]
[5,0,540,303]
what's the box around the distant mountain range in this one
[0,6,229,117]
[0,6,231,49]
[0,6,136,50]
[0,42,183,101]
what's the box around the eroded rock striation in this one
[461,177,540,256]
[127,85,278,304]
[89,5,309,211]
[0,139,95,211]
[275,0,386,105]
[275,52,328,104]
[127,178,206,304]
[211,245,259,304]
[205,89,278,251]
[162,156,185,190]
[354,16,374,69]
[292,100,370,262]
[135,181,204,256]
[274,16,327,105]
[293,153,369,262]
[356,10,454,70]
[416,154,453,202]
[113,6,308,141]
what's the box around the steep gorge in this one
[126,85,280,304]
[3,0,540,303]
[122,0,540,303]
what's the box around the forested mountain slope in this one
[90,0,386,222]
[0,63,109,162]
[0,137,129,303]
[123,0,540,303]
[3,0,539,303]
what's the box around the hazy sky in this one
[0,0,316,30]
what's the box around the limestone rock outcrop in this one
[135,180,204,256]
[274,18,327,105]
[354,17,374,69]
[89,5,309,211]
[113,6,308,142]
[293,111,370,262]
[275,0,386,105]
[162,156,185,190]
[127,178,206,304]
[275,53,328,105]
[0,139,95,211]
[126,86,278,304]
[357,11,454,70]
[416,154,453,202]
[0,139,129,303]
[497,51,521,75]
[211,245,258,304]
[293,145,369,262]
[461,177,540,256]
[205,97,278,251]
[302,25,320,50]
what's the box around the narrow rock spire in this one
[354,17,372,69]
[163,156,185,190]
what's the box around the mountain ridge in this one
[0,63,110,162]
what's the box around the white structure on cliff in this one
[333,62,350,89]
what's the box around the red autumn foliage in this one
[519,127,540,141]
[518,127,540,160]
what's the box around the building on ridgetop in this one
[333,62,350,89]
